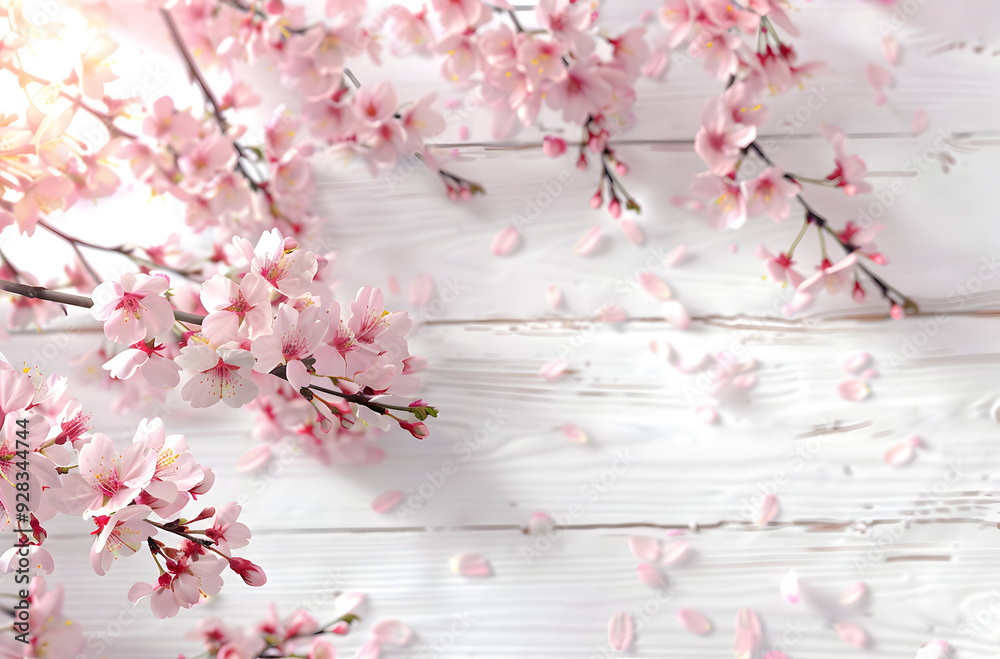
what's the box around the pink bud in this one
[400,420,429,439]
[890,303,904,320]
[282,237,298,250]
[264,0,284,12]
[577,154,588,170]
[447,187,458,201]
[542,136,567,158]
[229,557,267,587]
[590,190,603,209]
[615,161,629,176]
[869,252,888,265]
[608,198,622,220]
[460,187,471,200]
[329,621,350,635]
[852,281,865,303]
[588,135,604,152]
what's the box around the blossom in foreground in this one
[102,340,182,388]
[175,345,260,408]
[90,504,157,576]
[57,432,157,517]
[90,272,175,345]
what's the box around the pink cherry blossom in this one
[90,504,157,576]
[233,229,318,298]
[742,167,800,221]
[695,96,757,175]
[820,123,872,196]
[91,272,175,345]
[103,341,182,388]
[175,345,260,408]
[57,432,157,517]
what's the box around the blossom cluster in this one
[0,355,265,619]
[88,228,434,470]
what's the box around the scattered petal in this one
[866,63,893,105]
[662,300,690,330]
[839,581,868,606]
[450,553,492,577]
[732,373,757,389]
[734,608,762,659]
[573,226,603,255]
[837,379,870,402]
[781,569,801,604]
[371,490,403,514]
[755,494,779,525]
[843,351,871,375]
[528,512,555,535]
[620,219,645,246]
[911,110,929,135]
[663,244,687,267]
[595,304,626,323]
[916,641,952,659]
[677,608,712,635]
[546,284,563,310]
[835,622,869,649]
[764,654,788,659]
[728,242,738,254]
[628,535,660,562]
[561,423,588,444]
[859,368,879,379]
[539,358,568,381]
[638,272,672,300]
[370,620,414,647]
[236,444,272,472]
[409,272,434,306]
[353,638,381,659]
[660,540,689,565]
[491,226,520,256]
[695,405,718,425]
[881,34,899,65]
[387,275,400,295]
[884,438,916,466]
[607,612,634,651]
[636,563,666,589]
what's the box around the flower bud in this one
[590,190,603,209]
[400,420,429,439]
[890,303,904,320]
[615,161,629,176]
[608,198,622,220]
[229,557,267,587]
[542,136,567,158]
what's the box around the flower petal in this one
[660,540,689,565]
[781,569,801,604]
[528,512,555,535]
[835,621,869,649]
[636,563,666,589]
[662,300,690,330]
[491,226,520,256]
[545,285,563,310]
[677,608,712,635]
[371,490,403,514]
[734,608,762,659]
[837,379,870,402]
[628,535,660,562]
[838,581,868,606]
[573,226,603,255]
[607,611,633,651]
[755,494,780,525]
[881,34,899,65]
[408,272,434,306]
[561,423,588,444]
[663,244,687,267]
[370,619,414,647]
[911,110,929,135]
[638,272,672,300]
[450,553,492,577]
[539,358,568,381]
[620,219,645,246]
[843,351,871,375]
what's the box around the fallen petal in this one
[236,444,272,472]
[838,581,868,606]
[677,608,712,635]
[843,350,871,375]
[409,273,434,306]
[573,226,603,255]
[546,284,563,310]
[638,272,672,300]
[837,379,870,402]
[636,563,666,589]
[663,244,687,267]
[561,423,588,444]
[450,553,492,577]
[607,612,633,651]
[781,569,801,604]
[881,34,899,65]
[859,368,879,379]
[353,638,381,659]
[620,219,645,246]
[628,535,660,562]
[755,494,779,525]
[916,641,952,659]
[371,490,403,514]
[595,304,626,323]
[490,226,520,256]
[528,512,555,535]
[660,540,689,564]
[734,608,762,659]
[911,110,929,134]
[370,619,414,647]
[884,439,916,467]
[539,358,568,381]
[662,300,690,330]
[835,621,869,649]
[865,63,893,105]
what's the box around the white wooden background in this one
[5,0,1000,657]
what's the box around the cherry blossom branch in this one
[743,141,917,311]
[37,220,203,280]
[0,279,436,422]
[0,277,206,324]
[160,7,264,191]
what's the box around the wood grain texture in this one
[3,1,1000,658]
